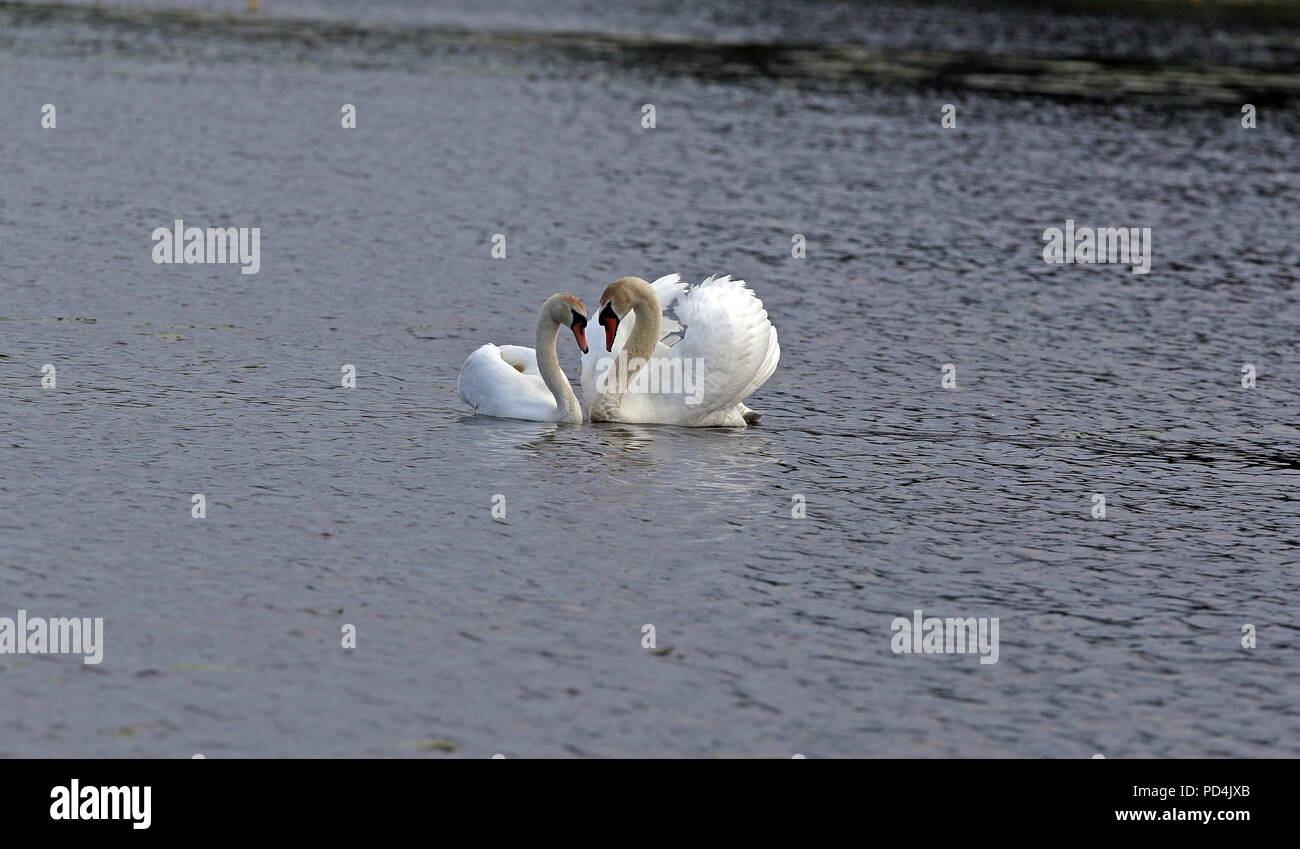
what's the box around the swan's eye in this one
[570,310,587,331]
[598,303,619,325]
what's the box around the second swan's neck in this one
[535,315,581,423]
[624,285,662,364]
[591,279,661,422]
[617,281,662,389]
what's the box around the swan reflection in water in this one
[457,413,781,497]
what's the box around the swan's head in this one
[596,277,649,352]
[546,292,589,354]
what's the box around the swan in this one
[456,293,590,423]
[581,274,780,427]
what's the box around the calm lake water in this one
[2,0,1298,757]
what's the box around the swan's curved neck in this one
[535,313,581,423]
[591,279,661,422]
[624,283,662,365]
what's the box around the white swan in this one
[580,274,780,427]
[457,293,590,423]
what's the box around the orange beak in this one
[602,316,618,352]
[571,323,589,354]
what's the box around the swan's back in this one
[458,343,559,421]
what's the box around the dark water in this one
[2,0,1298,757]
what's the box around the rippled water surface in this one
[2,0,1298,756]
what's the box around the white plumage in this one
[457,343,567,422]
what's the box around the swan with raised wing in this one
[457,293,589,423]
[581,274,779,427]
